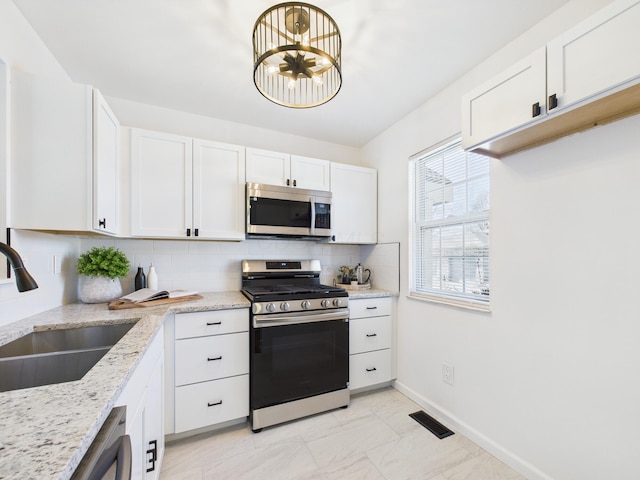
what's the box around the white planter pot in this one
[78,276,123,303]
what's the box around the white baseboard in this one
[392,380,553,480]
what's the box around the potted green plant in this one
[76,246,131,303]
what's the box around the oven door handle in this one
[254,309,349,328]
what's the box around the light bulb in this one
[266,64,279,75]
[312,75,323,86]
[288,78,296,90]
[302,34,310,46]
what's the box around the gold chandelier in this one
[252,2,342,108]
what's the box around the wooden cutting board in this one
[108,294,203,310]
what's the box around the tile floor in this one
[159,387,525,480]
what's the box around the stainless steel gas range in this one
[241,259,350,432]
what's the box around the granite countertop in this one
[0,291,250,480]
[347,288,397,299]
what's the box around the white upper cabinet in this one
[193,139,246,240]
[290,155,331,191]
[246,148,330,191]
[329,163,377,244]
[546,0,640,110]
[462,0,640,157]
[10,71,120,233]
[245,148,290,186]
[131,129,192,238]
[131,128,245,240]
[93,90,120,235]
[462,47,546,151]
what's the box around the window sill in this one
[407,291,491,313]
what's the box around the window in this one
[410,139,490,310]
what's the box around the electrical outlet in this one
[442,362,455,386]
[53,255,61,274]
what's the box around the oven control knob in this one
[301,300,311,310]
[280,302,290,311]
[321,299,331,308]
[332,298,343,307]
[266,303,276,313]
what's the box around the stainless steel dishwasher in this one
[71,406,132,480]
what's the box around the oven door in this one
[251,310,349,410]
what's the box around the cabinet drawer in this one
[175,309,248,339]
[349,349,392,390]
[350,315,392,354]
[349,297,391,319]
[175,332,249,386]
[175,374,249,433]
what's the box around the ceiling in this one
[12,0,570,147]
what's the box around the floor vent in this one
[409,410,455,439]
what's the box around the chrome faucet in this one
[0,242,38,292]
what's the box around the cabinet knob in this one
[532,102,541,117]
[293,179,297,187]
[98,218,106,228]
[207,400,223,407]
[146,439,158,472]
[186,228,191,237]
[194,228,199,237]
[286,178,290,186]
[366,333,377,337]
[366,367,377,372]
[548,93,558,110]
[207,356,222,361]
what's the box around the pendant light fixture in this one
[253,2,342,108]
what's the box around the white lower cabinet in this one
[175,375,249,433]
[116,326,164,480]
[170,309,249,434]
[349,297,393,391]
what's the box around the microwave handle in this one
[310,197,316,236]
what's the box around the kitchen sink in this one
[0,322,136,392]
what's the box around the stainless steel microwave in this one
[246,183,331,239]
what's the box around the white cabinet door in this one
[131,129,193,238]
[349,316,392,355]
[330,163,377,244]
[193,139,245,240]
[350,349,392,390]
[10,71,93,231]
[461,47,546,150]
[174,332,250,386]
[143,355,164,480]
[245,148,290,186]
[547,0,640,111]
[93,90,120,235]
[175,375,249,433]
[116,326,164,480]
[290,155,330,191]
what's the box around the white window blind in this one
[410,139,490,306]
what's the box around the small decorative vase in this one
[79,276,123,303]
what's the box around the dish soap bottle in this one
[148,264,158,290]
[134,265,146,291]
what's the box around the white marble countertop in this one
[0,291,250,480]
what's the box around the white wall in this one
[362,0,640,479]
[107,97,362,166]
